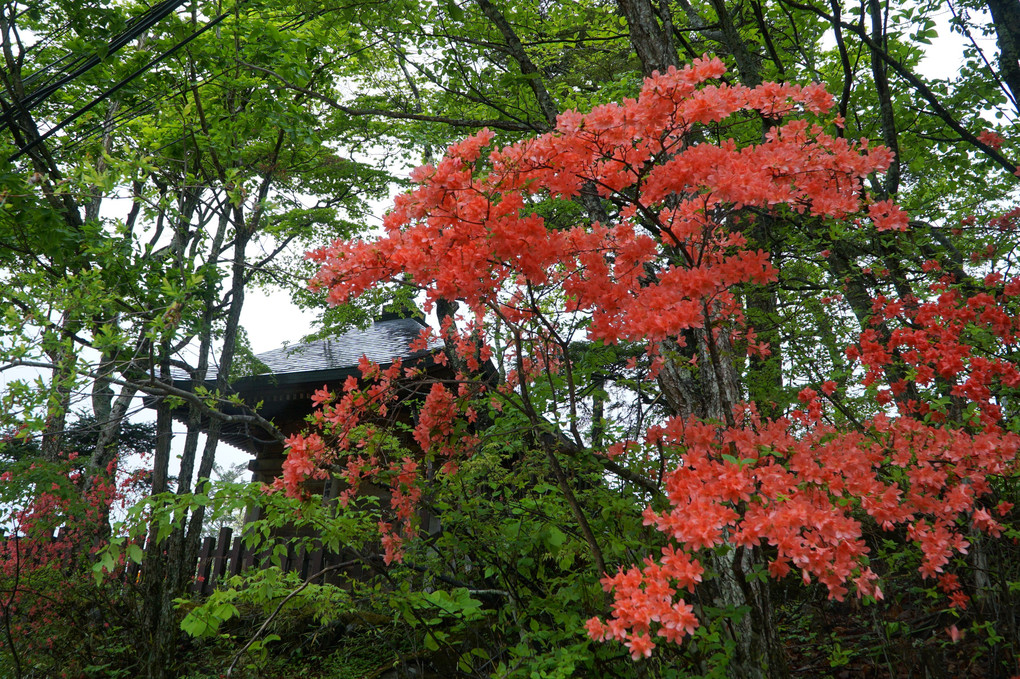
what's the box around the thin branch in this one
[780,0,1017,175]
[238,61,541,132]
[474,0,560,125]
[227,559,360,676]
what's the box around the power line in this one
[57,63,237,157]
[1,0,188,130]
[9,9,232,163]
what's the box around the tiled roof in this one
[162,315,444,455]
[174,315,442,386]
[247,316,439,377]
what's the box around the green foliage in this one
[0,413,156,470]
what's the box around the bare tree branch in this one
[238,61,542,132]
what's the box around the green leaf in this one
[445,0,464,21]
[126,544,144,564]
[424,632,440,651]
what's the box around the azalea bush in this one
[268,56,1020,676]
[0,451,140,677]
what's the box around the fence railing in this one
[2,526,350,596]
[190,526,349,595]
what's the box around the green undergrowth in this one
[176,593,424,679]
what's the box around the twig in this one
[227,559,359,676]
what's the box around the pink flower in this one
[977,130,1005,149]
[625,633,655,659]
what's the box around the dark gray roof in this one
[173,315,442,388]
[161,315,445,455]
[250,316,440,377]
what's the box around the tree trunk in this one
[40,327,77,462]
[140,206,252,678]
[141,393,174,679]
[985,0,1020,111]
[616,0,680,76]
[658,324,788,679]
[612,0,787,662]
[700,546,786,679]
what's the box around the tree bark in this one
[617,0,681,76]
[609,2,787,670]
[986,0,1020,112]
[699,545,786,678]
[658,320,788,679]
[474,0,560,126]
[867,0,900,196]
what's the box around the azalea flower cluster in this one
[588,394,1019,657]
[277,352,479,564]
[307,56,892,349]
[853,276,1020,426]
[290,57,1020,660]
[295,58,897,557]
[0,454,129,659]
[587,266,1020,657]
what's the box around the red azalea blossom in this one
[977,130,1005,148]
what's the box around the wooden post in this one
[209,527,232,590]
[308,542,324,584]
[295,544,308,579]
[193,536,214,595]
[242,537,256,572]
[228,535,244,577]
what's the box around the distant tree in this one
[201,462,249,538]
[0,414,156,469]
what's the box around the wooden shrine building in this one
[175,311,443,486]
[165,312,446,591]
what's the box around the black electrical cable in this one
[9,9,231,163]
[49,63,235,157]
[19,22,80,82]
[0,0,188,131]
[22,48,78,89]
[23,0,185,106]
[58,100,157,156]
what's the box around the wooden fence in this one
[190,526,348,595]
[1,527,349,596]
